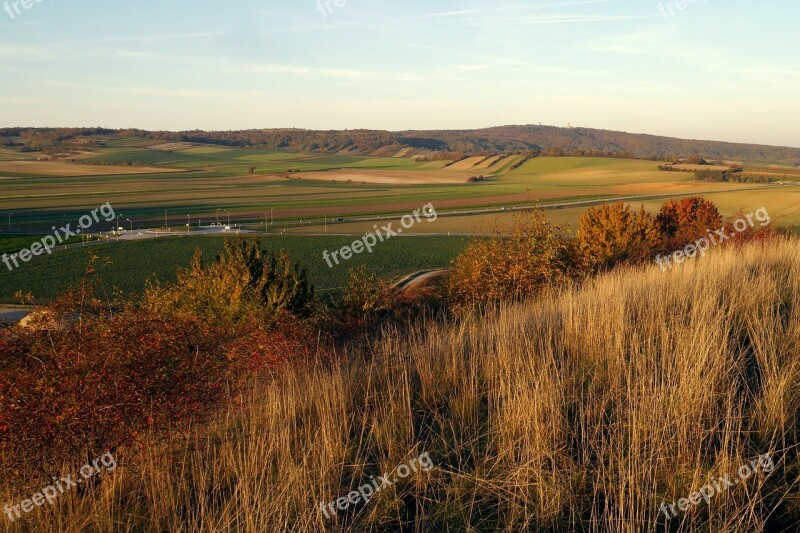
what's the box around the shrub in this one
[577,202,663,271]
[657,197,723,250]
[0,255,326,484]
[720,207,784,247]
[143,238,314,326]
[446,209,579,310]
[0,286,225,478]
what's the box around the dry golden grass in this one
[4,239,800,531]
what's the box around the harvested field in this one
[49,151,103,160]
[671,164,731,171]
[602,181,757,195]
[491,154,524,171]
[473,155,504,170]
[0,149,35,161]
[148,142,198,151]
[181,146,235,155]
[391,147,416,158]
[0,161,184,177]
[289,169,473,185]
[444,156,486,171]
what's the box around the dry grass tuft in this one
[5,238,800,532]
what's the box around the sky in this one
[0,0,798,147]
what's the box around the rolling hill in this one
[4,125,800,165]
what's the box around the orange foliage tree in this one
[446,209,579,310]
[656,196,723,250]
[577,202,663,271]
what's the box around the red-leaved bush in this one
[0,257,328,483]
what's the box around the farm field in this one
[289,168,475,185]
[0,234,468,304]
[0,160,184,177]
[0,148,35,161]
[638,188,800,229]
[288,185,800,235]
[2,142,798,299]
[1,141,785,233]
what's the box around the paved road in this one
[393,269,449,290]
[0,307,31,324]
[3,226,248,257]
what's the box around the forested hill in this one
[4,125,800,164]
[397,125,800,164]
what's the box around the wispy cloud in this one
[0,42,52,59]
[416,10,485,20]
[226,63,491,82]
[75,31,226,45]
[418,0,613,19]
[492,13,656,24]
[44,80,215,99]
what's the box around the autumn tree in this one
[446,209,579,310]
[656,197,723,250]
[577,202,663,271]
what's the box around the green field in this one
[0,234,100,254]
[3,144,782,234]
[2,140,799,304]
[0,235,468,303]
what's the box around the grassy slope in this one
[8,238,799,531]
[0,235,468,303]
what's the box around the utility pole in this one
[165,209,168,230]
[7,213,11,232]
[187,215,190,236]
[216,208,220,225]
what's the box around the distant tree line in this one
[4,126,800,165]
[694,168,774,184]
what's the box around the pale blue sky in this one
[1,0,798,146]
